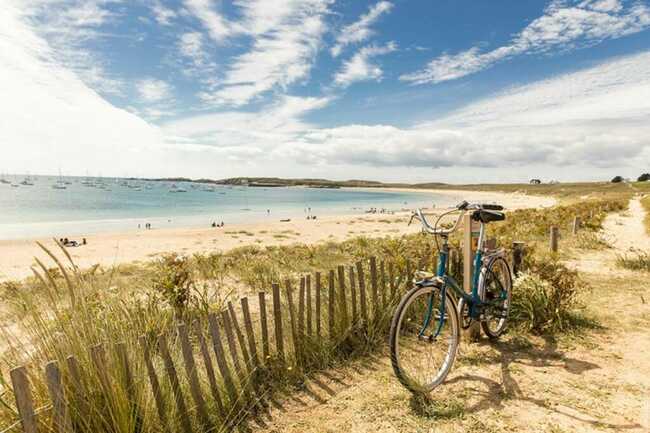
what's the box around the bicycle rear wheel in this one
[479,256,512,339]
[389,285,460,393]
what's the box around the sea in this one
[0,175,461,240]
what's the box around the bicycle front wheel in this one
[389,285,460,393]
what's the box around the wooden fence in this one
[2,255,431,433]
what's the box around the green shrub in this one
[151,253,193,318]
[511,253,588,333]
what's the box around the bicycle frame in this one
[417,221,487,338]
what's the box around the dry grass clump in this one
[511,252,590,334]
[616,249,650,272]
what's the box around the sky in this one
[1,0,650,183]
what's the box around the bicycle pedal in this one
[417,334,436,343]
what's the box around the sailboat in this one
[52,170,67,189]
[20,174,34,186]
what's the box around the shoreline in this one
[0,188,555,282]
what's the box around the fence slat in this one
[298,278,305,346]
[115,342,135,399]
[315,272,322,341]
[328,270,336,339]
[370,257,378,317]
[45,361,70,433]
[388,261,396,301]
[10,366,38,433]
[356,261,368,323]
[207,313,239,407]
[178,323,212,430]
[285,280,300,364]
[348,265,357,324]
[90,344,111,397]
[550,226,559,252]
[139,335,172,433]
[240,297,260,368]
[227,302,253,377]
[193,321,226,418]
[306,275,313,337]
[158,333,193,433]
[380,260,386,308]
[272,283,285,361]
[66,355,90,426]
[258,292,270,360]
[337,266,348,331]
[221,311,247,393]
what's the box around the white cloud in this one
[151,1,177,26]
[0,1,168,176]
[331,1,393,57]
[15,0,125,96]
[183,0,241,43]
[282,50,650,169]
[334,41,397,87]
[204,0,333,106]
[401,0,650,84]
[137,79,173,102]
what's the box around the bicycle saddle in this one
[471,209,505,223]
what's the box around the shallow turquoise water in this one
[0,176,460,239]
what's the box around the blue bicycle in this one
[389,201,512,393]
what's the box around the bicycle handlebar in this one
[410,201,503,236]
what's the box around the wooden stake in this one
[10,366,38,433]
[178,323,212,430]
[315,272,322,341]
[337,265,348,330]
[158,333,193,433]
[207,314,239,406]
[139,336,172,433]
[348,265,357,324]
[240,297,260,368]
[369,257,378,317]
[193,321,226,418]
[550,226,559,252]
[258,292,270,360]
[356,261,368,323]
[306,274,313,337]
[328,270,336,339]
[272,283,285,361]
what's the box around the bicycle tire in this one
[479,256,512,339]
[389,284,460,393]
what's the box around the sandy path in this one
[253,197,650,433]
[0,189,554,282]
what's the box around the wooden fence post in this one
[315,272,322,340]
[240,297,260,368]
[272,283,285,361]
[207,313,239,407]
[337,266,349,331]
[512,241,525,276]
[158,333,193,433]
[115,342,135,409]
[550,226,559,252]
[369,257,378,317]
[285,279,300,364]
[177,323,212,430]
[388,261,396,301]
[328,270,336,339]
[227,302,253,376]
[306,275,312,337]
[139,336,172,433]
[45,361,71,433]
[380,261,387,308]
[221,310,247,394]
[66,355,90,424]
[356,261,368,323]
[348,265,358,324]
[298,278,306,345]
[572,217,581,235]
[10,366,38,433]
[193,321,226,418]
[258,292,270,360]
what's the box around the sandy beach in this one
[0,189,554,282]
